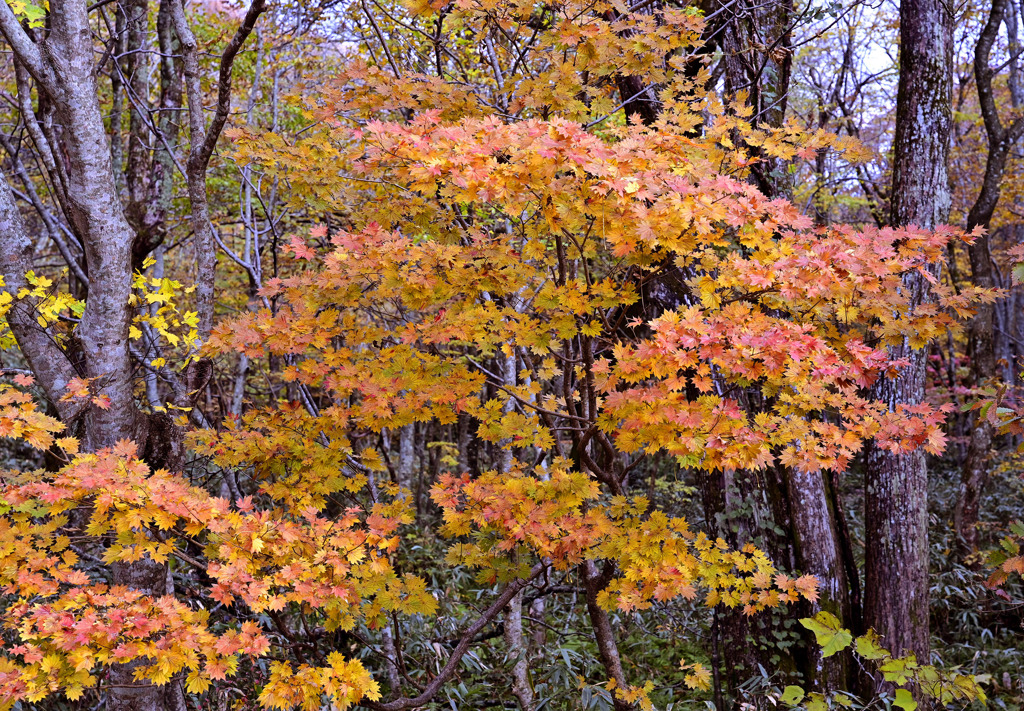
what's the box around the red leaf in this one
[289,235,316,260]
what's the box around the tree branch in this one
[0,169,85,422]
[196,0,267,169]
[362,564,543,711]
[0,2,51,91]
[169,0,266,341]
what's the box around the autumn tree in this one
[0,0,1008,710]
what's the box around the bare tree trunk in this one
[398,423,415,488]
[169,0,266,339]
[786,467,852,691]
[955,232,997,552]
[955,0,1023,551]
[380,618,403,696]
[864,0,952,690]
[504,590,534,710]
[0,3,169,708]
[583,560,631,711]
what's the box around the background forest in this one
[0,0,1021,710]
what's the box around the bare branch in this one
[363,564,544,711]
[196,0,268,169]
[0,2,50,91]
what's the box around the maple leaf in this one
[288,235,316,260]
[794,574,820,603]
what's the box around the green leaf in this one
[799,613,852,657]
[1013,261,1024,284]
[979,401,993,421]
[8,0,45,27]
[880,658,912,685]
[893,689,917,711]
[780,686,804,706]
[854,630,888,660]
[820,629,852,656]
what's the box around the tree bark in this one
[504,590,535,711]
[583,559,632,711]
[786,467,852,692]
[865,0,952,687]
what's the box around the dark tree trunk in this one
[955,0,1023,552]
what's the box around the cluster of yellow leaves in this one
[608,677,656,711]
[200,103,987,707]
[195,3,992,706]
[249,0,704,131]
[129,262,202,363]
[599,294,956,472]
[0,264,200,382]
[0,591,268,704]
[258,655,380,711]
[679,660,712,691]
[229,0,873,215]
[7,0,45,27]
[430,460,820,614]
[0,272,82,351]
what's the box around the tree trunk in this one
[504,590,535,711]
[864,0,952,685]
[954,0,1022,552]
[583,560,632,711]
[786,467,852,692]
[955,232,997,552]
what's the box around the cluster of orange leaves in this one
[431,461,820,615]
[0,381,437,709]
[225,113,990,475]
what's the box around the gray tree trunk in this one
[0,1,260,708]
[786,468,852,691]
[865,0,952,684]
